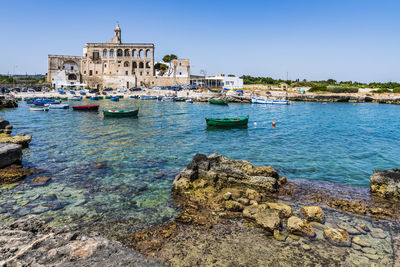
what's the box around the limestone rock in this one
[223,192,232,200]
[254,210,281,233]
[300,205,325,223]
[225,200,244,212]
[0,133,32,148]
[352,236,371,247]
[0,216,162,266]
[243,205,261,219]
[0,143,22,168]
[266,202,293,219]
[237,197,250,206]
[278,176,287,185]
[31,176,52,185]
[370,168,400,199]
[286,216,315,237]
[245,188,261,202]
[323,227,351,247]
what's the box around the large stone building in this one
[47,24,190,89]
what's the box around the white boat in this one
[139,95,157,100]
[186,98,194,103]
[29,106,49,111]
[71,96,83,101]
[162,97,174,102]
[49,103,69,109]
[251,96,290,105]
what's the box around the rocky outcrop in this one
[0,95,18,108]
[0,216,163,266]
[243,205,281,233]
[173,153,280,196]
[0,164,39,184]
[323,227,351,247]
[300,206,325,223]
[0,119,32,148]
[0,143,22,168]
[370,168,400,199]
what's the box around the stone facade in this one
[47,24,190,89]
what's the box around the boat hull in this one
[205,117,248,128]
[251,97,290,105]
[49,104,69,109]
[103,109,139,117]
[72,105,99,111]
[209,99,228,105]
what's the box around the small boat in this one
[70,90,75,94]
[16,97,22,101]
[205,116,249,128]
[80,91,86,95]
[251,96,290,105]
[208,88,221,93]
[103,109,139,117]
[110,97,119,102]
[49,103,69,109]
[71,96,83,101]
[139,95,157,100]
[209,98,228,105]
[130,95,139,99]
[174,97,185,102]
[72,105,99,111]
[105,96,112,99]
[162,97,174,102]
[29,106,49,111]
[116,95,124,99]
[90,96,99,101]
[186,98,194,103]
[98,96,104,100]
[60,97,68,101]
[58,90,66,94]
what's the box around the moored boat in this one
[186,98,194,103]
[251,96,290,105]
[103,109,139,117]
[110,97,119,102]
[205,116,249,128]
[79,91,86,95]
[49,103,69,109]
[29,106,49,111]
[70,90,75,94]
[71,96,83,101]
[60,97,68,101]
[72,105,99,111]
[209,98,228,105]
[105,96,112,99]
[90,96,99,101]
[139,95,157,100]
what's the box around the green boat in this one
[116,95,124,99]
[55,97,61,100]
[98,96,104,100]
[85,96,91,99]
[103,109,139,117]
[208,88,221,93]
[209,98,228,105]
[105,96,112,99]
[60,97,68,100]
[16,97,22,101]
[205,116,249,128]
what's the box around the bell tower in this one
[114,23,121,43]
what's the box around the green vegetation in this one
[240,75,289,85]
[373,88,391,93]
[0,74,45,85]
[0,75,15,84]
[327,86,358,93]
[154,63,169,75]
[162,54,178,63]
[308,85,327,92]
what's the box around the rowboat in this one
[60,97,68,101]
[72,105,99,111]
[186,98,194,103]
[49,103,69,109]
[71,96,83,101]
[205,116,249,128]
[80,92,86,95]
[208,88,221,93]
[29,106,49,111]
[90,96,99,101]
[162,97,174,102]
[251,96,290,105]
[129,95,139,99]
[105,96,112,99]
[209,99,228,105]
[139,95,157,100]
[103,109,139,117]
[116,95,124,99]
[70,90,75,94]
[110,97,119,102]
[174,97,185,102]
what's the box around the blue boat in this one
[70,90,75,94]
[110,97,119,102]
[129,95,138,99]
[90,96,99,101]
[71,96,83,101]
[139,95,157,100]
[58,90,66,94]
[80,91,86,95]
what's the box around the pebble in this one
[362,247,377,254]
[42,194,58,201]
[365,254,381,261]
[32,206,49,214]
[301,244,311,251]
[352,243,362,251]
[352,236,371,247]
[223,192,232,200]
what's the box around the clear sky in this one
[0,0,399,82]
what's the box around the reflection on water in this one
[0,100,400,233]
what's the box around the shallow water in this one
[1,99,400,230]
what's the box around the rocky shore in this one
[0,95,18,109]
[0,216,163,266]
[128,153,400,266]
[287,93,400,104]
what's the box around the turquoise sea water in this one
[0,99,399,231]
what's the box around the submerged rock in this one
[0,164,34,184]
[300,206,325,223]
[31,176,52,185]
[286,216,315,237]
[0,143,22,169]
[370,168,400,199]
[0,216,163,266]
[323,227,351,247]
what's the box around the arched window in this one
[132,62,137,68]
[132,49,137,58]
[110,49,114,57]
[139,50,143,58]
[68,74,77,80]
[124,61,129,67]
[124,49,130,57]
[117,49,123,57]
[103,49,107,57]
[145,49,151,58]
[139,62,144,68]
[146,62,151,68]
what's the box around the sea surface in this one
[0,99,399,233]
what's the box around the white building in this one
[190,74,243,89]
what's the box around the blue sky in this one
[0,0,399,82]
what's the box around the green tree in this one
[162,54,178,63]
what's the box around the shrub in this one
[327,86,359,93]
[308,84,327,92]
[393,87,400,93]
[373,88,391,93]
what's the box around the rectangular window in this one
[125,71,128,75]
[140,72,142,76]
[95,71,98,74]
[179,72,182,75]
[84,71,86,74]
[89,70,92,76]
[93,51,99,59]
